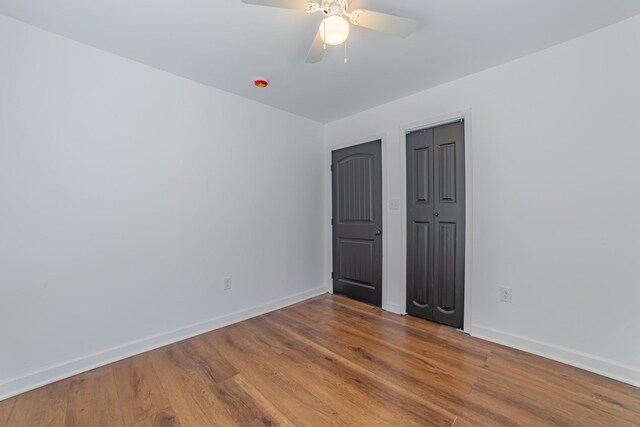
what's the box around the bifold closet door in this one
[406,121,465,328]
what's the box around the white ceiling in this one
[2,0,640,123]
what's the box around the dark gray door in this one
[406,121,465,328]
[332,140,383,307]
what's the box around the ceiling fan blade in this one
[350,9,417,37]
[306,29,325,64]
[240,0,312,11]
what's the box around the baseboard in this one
[383,301,406,315]
[0,286,326,402]
[472,324,640,388]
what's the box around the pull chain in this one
[344,41,348,63]
[323,18,327,50]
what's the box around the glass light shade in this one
[319,16,350,46]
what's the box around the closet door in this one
[406,121,465,328]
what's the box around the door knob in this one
[433,212,440,217]
[375,229,382,235]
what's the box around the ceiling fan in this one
[241,0,417,63]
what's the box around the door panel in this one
[338,238,374,288]
[415,147,431,203]
[435,222,456,311]
[437,142,457,203]
[332,141,382,307]
[411,221,431,308]
[337,155,373,223]
[406,121,465,328]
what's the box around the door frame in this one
[325,134,389,310]
[400,109,474,333]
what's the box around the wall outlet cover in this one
[500,287,513,303]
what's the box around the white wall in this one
[0,14,325,400]
[325,15,640,386]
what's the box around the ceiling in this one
[2,0,640,123]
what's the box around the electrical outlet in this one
[389,199,400,210]
[500,287,512,303]
[223,277,232,291]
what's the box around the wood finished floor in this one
[1,294,639,426]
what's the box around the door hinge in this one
[330,164,333,172]
[331,218,334,226]
[331,272,334,279]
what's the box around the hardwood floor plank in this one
[220,320,431,426]
[281,300,487,377]
[204,331,350,426]
[273,306,475,391]
[4,378,68,426]
[148,344,235,426]
[112,354,170,426]
[285,297,490,383]
[152,338,293,426]
[231,375,295,427]
[177,337,238,383]
[65,366,123,427]
[252,318,456,426]
[211,323,392,426]
[0,394,16,425]
[268,309,500,420]
[325,294,489,346]
[128,409,182,427]
[307,296,492,363]
[203,373,295,427]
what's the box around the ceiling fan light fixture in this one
[319,15,350,46]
